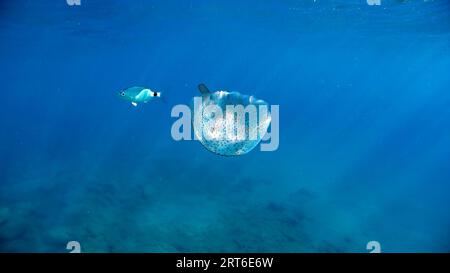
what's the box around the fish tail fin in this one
[151,90,161,98]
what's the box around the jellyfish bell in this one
[191,84,272,156]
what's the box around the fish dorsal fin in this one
[198,83,211,95]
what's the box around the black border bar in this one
[0,253,449,272]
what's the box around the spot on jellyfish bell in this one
[191,83,272,156]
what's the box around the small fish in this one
[118,86,161,107]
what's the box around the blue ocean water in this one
[0,0,450,253]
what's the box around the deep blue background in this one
[0,0,449,252]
